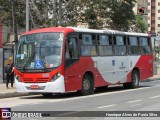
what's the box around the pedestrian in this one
[5,58,14,88]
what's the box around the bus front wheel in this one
[81,74,94,95]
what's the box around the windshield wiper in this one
[40,55,48,72]
[23,51,36,71]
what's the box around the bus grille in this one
[23,78,49,83]
[23,78,33,82]
[36,78,49,82]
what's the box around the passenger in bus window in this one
[82,46,89,56]
[90,46,97,56]
[141,47,150,54]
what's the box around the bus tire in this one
[42,93,52,97]
[130,70,139,88]
[123,70,139,89]
[81,74,94,95]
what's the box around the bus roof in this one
[23,27,149,37]
[22,27,75,35]
[70,27,149,37]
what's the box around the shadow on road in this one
[20,84,150,100]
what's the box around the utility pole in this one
[26,0,29,31]
[11,0,18,64]
[58,0,62,26]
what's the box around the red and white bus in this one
[14,27,153,96]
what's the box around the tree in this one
[132,15,147,33]
[107,0,136,31]
[0,0,141,32]
[0,0,12,27]
[65,0,136,30]
[64,0,110,29]
[0,0,25,28]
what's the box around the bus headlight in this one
[15,75,21,82]
[51,72,61,82]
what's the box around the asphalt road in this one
[1,80,160,120]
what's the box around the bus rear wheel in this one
[123,70,139,89]
[81,74,94,95]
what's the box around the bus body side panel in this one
[134,54,153,81]
[92,56,141,84]
[126,54,153,82]
[64,55,147,92]
[64,57,104,92]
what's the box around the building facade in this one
[133,0,148,32]
[148,0,160,34]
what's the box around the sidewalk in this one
[144,74,160,82]
[0,83,29,98]
[0,75,160,98]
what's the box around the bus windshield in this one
[15,32,64,71]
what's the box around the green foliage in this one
[0,0,146,32]
[108,0,136,31]
[0,0,25,28]
[0,0,12,26]
[132,15,147,33]
[66,0,137,30]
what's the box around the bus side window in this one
[81,34,97,56]
[65,37,78,59]
[128,36,139,55]
[140,37,151,54]
[114,36,127,55]
[98,35,113,56]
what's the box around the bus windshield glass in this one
[15,32,64,70]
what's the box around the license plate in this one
[30,85,39,89]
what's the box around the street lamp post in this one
[11,0,18,64]
[11,0,18,42]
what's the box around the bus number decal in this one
[42,73,50,77]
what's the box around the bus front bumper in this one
[15,75,65,93]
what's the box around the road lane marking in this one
[46,84,160,103]
[108,109,117,111]
[150,95,160,99]
[127,99,142,103]
[130,104,142,107]
[97,104,116,109]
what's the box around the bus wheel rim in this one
[133,73,138,85]
[83,78,90,90]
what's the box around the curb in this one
[0,92,29,99]
[142,77,160,82]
